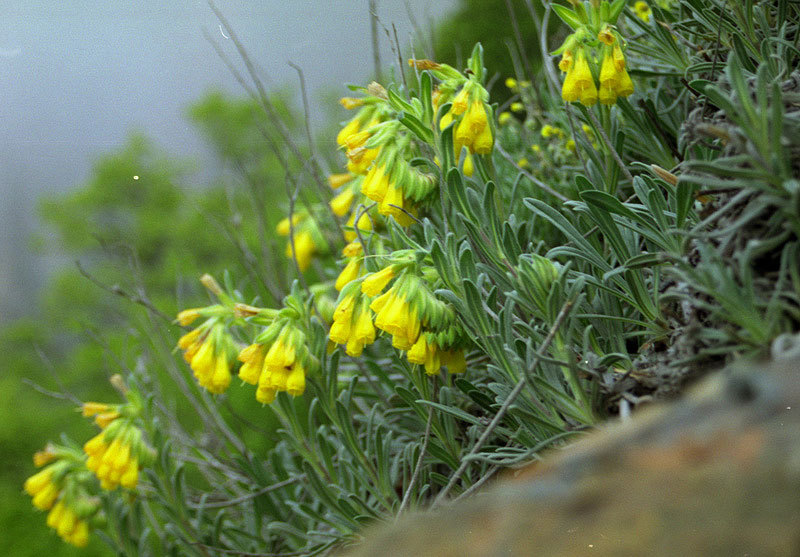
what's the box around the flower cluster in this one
[176,275,241,394]
[238,316,315,404]
[81,380,155,491]
[330,256,467,375]
[84,418,150,490]
[554,2,635,106]
[24,444,102,547]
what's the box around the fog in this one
[0,0,454,321]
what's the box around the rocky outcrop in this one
[343,357,800,556]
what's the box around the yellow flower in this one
[561,49,597,106]
[46,500,90,547]
[238,343,265,385]
[510,102,524,113]
[361,265,396,296]
[344,209,372,242]
[361,163,391,202]
[346,146,380,175]
[634,1,651,22]
[615,67,634,97]
[450,86,470,115]
[336,258,362,291]
[517,157,530,168]
[343,241,363,258]
[25,468,59,510]
[463,152,474,176]
[176,307,203,326]
[84,430,141,490]
[559,50,574,72]
[328,172,354,189]
[498,111,512,125]
[472,121,494,155]
[285,364,306,396]
[339,96,364,109]
[286,229,316,271]
[598,26,615,46]
[330,187,355,217]
[336,118,361,146]
[455,100,489,151]
[378,182,416,226]
[276,213,304,236]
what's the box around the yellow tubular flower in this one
[562,49,597,106]
[343,241,363,258]
[190,337,215,383]
[336,118,361,146]
[329,316,352,345]
[286,364,306,396]
[559,50,574,72]
[463,153,475,177]
[378,182,413,226]
[286,229,316,271]
[472,122,493,155]
[276,214,304,236]
[339,97,364,109]
[238,343,265,385]
[81,402,112,418]
[455,100,488,151]
[361,266,396,296]
[612,43,626,72]
[599,51,619,105]
[25,469,59,510]
[47,501,90,547]
[353,307,376,345]
[423,342,441,375]
[347,146,379,175]
[336,258,362,291]
[439,110,454,130]
[634,1,652,22]
[505,77,518,90]
[176,308,202,326]
[598,27,615,46]
[498,112,512,125]
[84,430,140,491]
[615,67,635,97]
[208,354,232,394]
[344,210,372,242]
[450,86,470,115]
[407,334,428,364]
[328,172,354,189]
[256,384,277,404]
[178,327,203,351]
[361,163,390,202]
[330,187,355,217]
[264,331,296,371]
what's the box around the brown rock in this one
[341,358,800,556]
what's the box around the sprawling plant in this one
[24,1,799,554]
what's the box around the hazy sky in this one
[0,0,455,320]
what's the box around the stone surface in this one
[342,358,800,556]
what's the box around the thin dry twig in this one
[75,260,174,324]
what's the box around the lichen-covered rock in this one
[342,358,800,556]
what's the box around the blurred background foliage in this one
[2,1,530,553]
